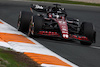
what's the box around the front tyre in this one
[79,22,96,45]
[28,15,44,37]
[27,16,34,37]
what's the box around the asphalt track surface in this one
[0,1,100,67]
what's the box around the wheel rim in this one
[28,16,34,36]
[28,25,31,36]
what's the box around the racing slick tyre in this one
[34,15,44,35]
[79,22,96,45]
[28,15,44,37]
[17,11,32,32]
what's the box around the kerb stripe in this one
[24,52,72,67]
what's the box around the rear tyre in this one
[79,22,96,45]
[17,11,32,32]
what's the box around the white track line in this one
[90,46,100,50]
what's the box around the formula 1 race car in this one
[17,4,96,45]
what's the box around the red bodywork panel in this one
[54,18,69,39]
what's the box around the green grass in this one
[0,49,28,67]
[33,0,100,6]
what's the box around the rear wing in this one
[30,4,47,12]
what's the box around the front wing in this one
[37,31,89,42]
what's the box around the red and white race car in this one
[17,4,96,45]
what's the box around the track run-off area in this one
[0,0,100,67]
